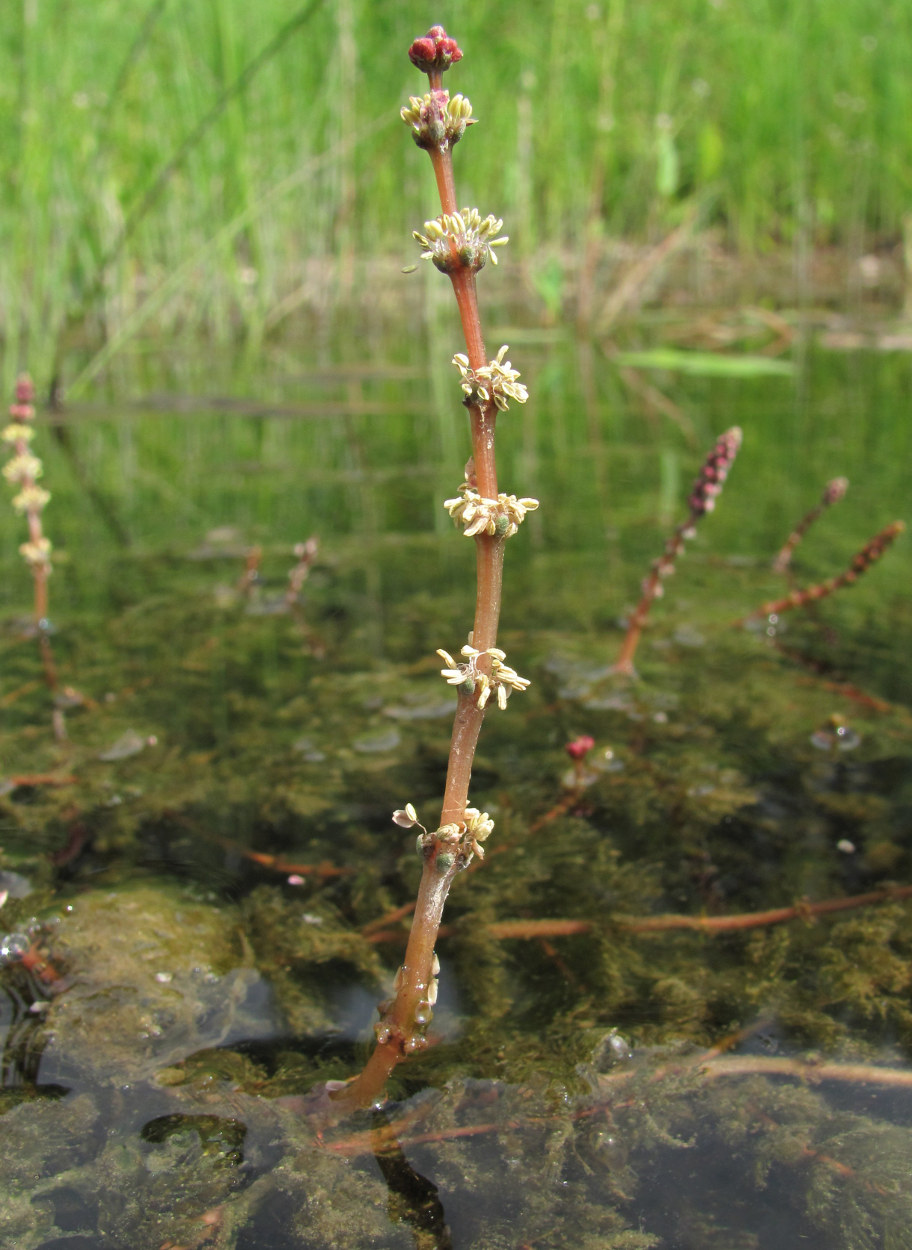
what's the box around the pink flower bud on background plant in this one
[772,475,850,573]
[687,426,742,522]
[615,427,742,675]
[565,735,595,761]
[823,476,849,507]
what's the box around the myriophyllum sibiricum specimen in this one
[614,426,742,676]
[2,374,65,736]
[772,476,849,574]
[739,519,905,627]
[330,26,538,1114]
[3,375,52,623]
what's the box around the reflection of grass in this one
[613,349,795,378]
[3,1,910,384]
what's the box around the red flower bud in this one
[408,26,464,76]
[565,735,595,760]
[15,374,35,406]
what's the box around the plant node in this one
[413,208,508,273]
[452,344,528,410]
[401,90,475,149]
[444,482,539,538]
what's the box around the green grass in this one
[1,0,909,389]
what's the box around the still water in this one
[1,315,911,1248]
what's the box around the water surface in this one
[1,318,911,1248]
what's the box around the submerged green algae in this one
[1,536,911,1248]
[1,330,911,1246]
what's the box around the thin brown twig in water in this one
[616,883,912,931]
[614,426,742,676]
[361,900,418,938]
[6,773,79,788]
[363,883,912,946]
[331,26,537,1114]
[697,1054,912,1089]
[167,815,352,881]
[737,520,905,626]
[791,673,910,720]
[318,1050,912,1162]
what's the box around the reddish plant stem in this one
[469,528,504,642]
[614,528,688,676]
[339,849,462,1106]
[449,267,488,376]
[428,144,458,221]
[364,883,912,946]
[7,772,78,787]
[507,882,912,934]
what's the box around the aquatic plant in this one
[1,375,66,738]
[740,518,905,627]
[614,425,742,675]
[773,475,849,574]
[330,26,538,1113]
[2,377,52,623]
[285,536,319,609]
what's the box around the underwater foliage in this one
[1,533,911,1246]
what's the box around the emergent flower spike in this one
[408,25,464,75]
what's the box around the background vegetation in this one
[2,0,909,389]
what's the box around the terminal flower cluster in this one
[772,475,849,574]
[452,344,528,411]
[413,207,508,273]
[401,90,474,149]
[437,641,530,710]
[444,481,539,539]
[684,425,743,529]
[408,25,463,75]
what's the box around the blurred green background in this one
[2,0,909,391]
